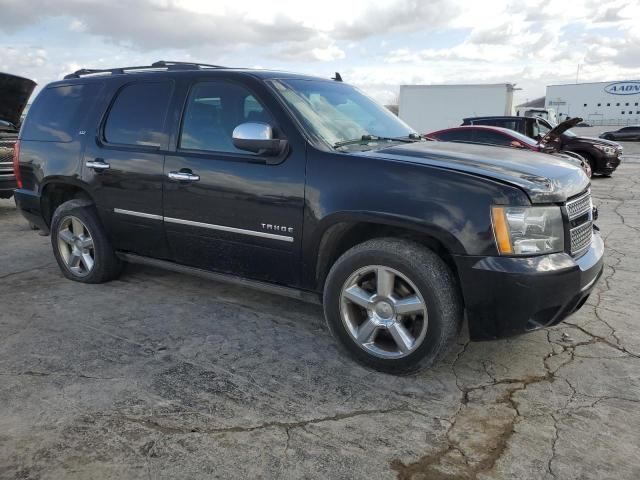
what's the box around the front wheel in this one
[50,199,122,284]
[323,238,463,374]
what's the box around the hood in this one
[356,141,589,203]
[574,136,620,148]
[540,117,582,145]
[0,73,36,127]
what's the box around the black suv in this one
[0,73,36,199]
[462,116,622,176]
[14,62,604,374]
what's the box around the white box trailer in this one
[398,83,516,134]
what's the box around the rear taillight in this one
[12,140,22,189]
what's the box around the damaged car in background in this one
[462,115,622,176]
[426,118,593,177]
[0,72,36,199]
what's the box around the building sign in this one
[604,81,640,95]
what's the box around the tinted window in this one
[21,84,99,142]
[180,82,273,153]
[243,95,264,120]
[494,120,518,131]
[473,130,511,146]
[104,82,172,147]
[434,130,474,142]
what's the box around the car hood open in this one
[358,140,589,203]
[540,117,582,145]
[0,73,36,127]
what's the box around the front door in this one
[162,79,305,286]
[84,80,174,258]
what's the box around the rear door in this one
[83,80,174,258]
[162,77,306,286]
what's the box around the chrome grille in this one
[570,221,593,256]
[566,190,592,219]
[566,190,593,257]
[0,143,14,166]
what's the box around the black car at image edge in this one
[462,115,623,176]
[599,125,640,142]
[0,72,36,199]
[13,61,604,374]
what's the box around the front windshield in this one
[269,79,416,149]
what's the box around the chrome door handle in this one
[168,171,200,182]
[86,160,110,170]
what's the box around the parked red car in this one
[425,124,592,177]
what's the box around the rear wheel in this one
[0,191,13,199]
[323,238,462,374]
[51,199,122,283]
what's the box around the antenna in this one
[332,72,343,82]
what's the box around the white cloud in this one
[311,45,345,62]
[1,0,640,107]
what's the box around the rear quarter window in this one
[21,83,99,142]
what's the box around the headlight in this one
[491,206,564,255]
[593,144,617,155]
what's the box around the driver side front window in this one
[180,82,273,154]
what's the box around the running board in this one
[116,252,321,305]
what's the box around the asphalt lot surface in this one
[1,136,639,479]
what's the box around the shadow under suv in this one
[13,61,604,374]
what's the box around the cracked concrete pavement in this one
[1,141,639,479]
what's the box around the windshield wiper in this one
[333,133,422,148]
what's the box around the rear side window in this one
[21,83,99,142]
[104,82,172,147]
[434,130,474,142]
[473,130,511,146]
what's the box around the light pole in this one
[576,64,581,84]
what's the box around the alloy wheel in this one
[339,265,428,359]
[57,216,95,277]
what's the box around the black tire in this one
[50,199,122,284]
[580,152,598,175]
[0,191,13,200]
[323,238,462,374]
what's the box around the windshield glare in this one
[269,79,415,148]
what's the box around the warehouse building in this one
[545,80,640,126]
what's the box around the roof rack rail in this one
[63,60,226,79]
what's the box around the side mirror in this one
[232,122,286,157]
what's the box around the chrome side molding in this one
[113,208,294,242]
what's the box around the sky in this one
[1,0,639,106]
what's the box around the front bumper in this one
[454,232,604,340]
[599,155,621,175]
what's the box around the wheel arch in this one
[40,180,96,227]
[312,214,465,294]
